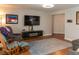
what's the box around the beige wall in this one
[51,8,79,41]
[0,9,53,36]
[65,7,79,41]
[53,14,65,34]
[52,9,66,15]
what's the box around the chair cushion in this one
[18,41,29,47]
[7,41,19,49]
[7,41,29,49]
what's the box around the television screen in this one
[24,15,40,26]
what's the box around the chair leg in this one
[21,46,30,52]
[5,46,20,55]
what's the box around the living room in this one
[0,4,79,55]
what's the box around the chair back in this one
[5,26,13,34]
[0,27,9,39]
[0,27,17,49]
[0,31,8,49]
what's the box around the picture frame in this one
[76,11,79,24]
[6,14,18,24]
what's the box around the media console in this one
[22,30,43,38]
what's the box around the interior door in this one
[53,14,65,34]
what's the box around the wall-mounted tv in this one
[24,15,40,26]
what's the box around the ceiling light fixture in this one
[42,4,54,8]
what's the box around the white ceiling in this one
[27,4,79,12]
[0,4,79,12]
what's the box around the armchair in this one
[0,27,30,55]
[5,26,22,40]
[0,30,20,55]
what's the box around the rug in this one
[29,38,72,55]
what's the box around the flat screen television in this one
[24,15,40,26]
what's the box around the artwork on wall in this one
[76,11,79,24]
[6,14,18,24]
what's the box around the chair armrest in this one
[3,46,20,55]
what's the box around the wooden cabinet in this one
[22,30,43,38]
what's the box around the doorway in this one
[52,14,65,40]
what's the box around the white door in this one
[53,14,65,34]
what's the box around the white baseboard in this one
[64,38,72,41]
[43,34,52,36]
[53,32,64,34]
[64,37,76,41]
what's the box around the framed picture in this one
[76,11,79,24]
[6,14,18,24]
